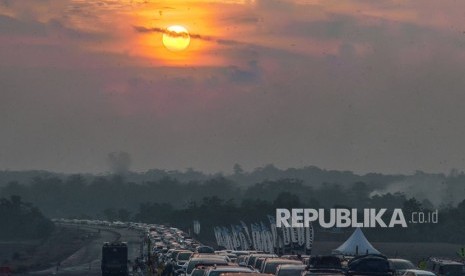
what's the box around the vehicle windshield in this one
[310,257,342,269]
[102,247,127,262]
[390,260,415,270]
[187,260,228,274]
[439,265,464,276]
[278,268,305,276]
[264,262,293,274]
[178,252,193,261]
[351,259,390,272]
[247,257,257,266]
[255,259,265,269]
[208,270,252,276]
[192,269,206,276]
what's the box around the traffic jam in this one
[57,219,465,276]
[133,223,463,276]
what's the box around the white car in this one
[402,269,437,276]
[275,264,307,276]
[204,265,255,276]
[185,257,229,276]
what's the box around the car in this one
[346,254,394,276]
[196,246,215,254]
[307,256,343,271]
[191,254,231,262]
[275,264,306,276]
[238,255,249,266]
[232,251,252,256]
[191,268,207,276]
[301,271,345,276]
[221,273,274,276]
[247,254,278,267]
[401,269,437,276]
[389,259,416,276]
[204,265,256,276]
[280,256,309,261]
[218,253,239,263]
[185,257,230,276]
[260,258,303,274]
[255,257,269,271]
[192,254,229,259]
[425,258,465,276]
[176,251,194,268]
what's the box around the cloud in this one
[2,0,465,175]
[0,13,112,43]
[133,25,245,46]
[0,14,47,35]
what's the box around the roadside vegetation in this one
[0,195,54,239]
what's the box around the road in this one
[29,223,143,275]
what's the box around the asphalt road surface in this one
[29,224,143,275]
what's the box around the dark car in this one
[347,254,394,276]
[304,255,345,275]
[425,258,465,276]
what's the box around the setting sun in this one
[162,25,191,52]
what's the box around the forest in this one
[1,166,465,243]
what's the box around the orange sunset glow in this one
[1,0,465,174]
[2,0,464,68]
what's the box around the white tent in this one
[332,228,381,256]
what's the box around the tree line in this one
[1,174,465,243]
[0,195,54,239]
[0,175,425,218]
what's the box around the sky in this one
[1,0,465,174]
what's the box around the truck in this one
[101,242,129,276]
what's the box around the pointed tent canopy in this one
[332,228,381,256]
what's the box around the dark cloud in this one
[133,25,245,46]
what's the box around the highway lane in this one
[29,223,144,275]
